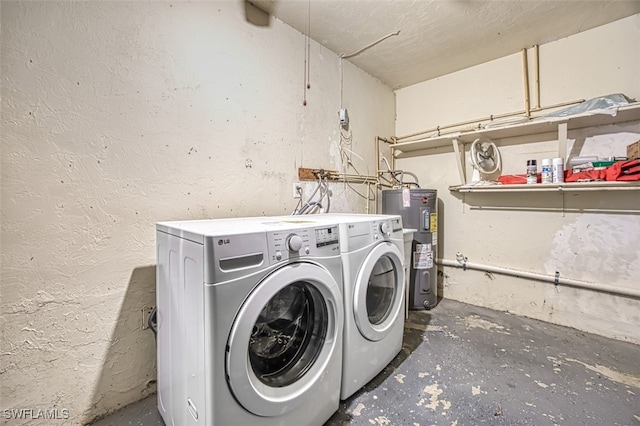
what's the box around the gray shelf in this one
[449,181,640,193]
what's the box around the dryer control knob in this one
[379,222,390,236]
[287,235,303,252]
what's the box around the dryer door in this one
[226,262,342,417]
[353,242,404,342]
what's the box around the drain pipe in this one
[437,255,640,299]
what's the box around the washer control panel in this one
[267,225,339,264]
[287,234,303,252]
[315,226,339,247]
[371,217,403,240]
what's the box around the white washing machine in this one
[289,213,406,400]
[156,217,343,426]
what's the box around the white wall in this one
[0,1,394,424]
[395,15,640,344]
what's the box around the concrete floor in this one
[91,298,640,426]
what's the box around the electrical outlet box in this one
[339,108,349,128]
[141,306,154,330]
[293,182,302,198]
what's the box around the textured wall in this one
[0,1,394,424]
[395,15,640,344]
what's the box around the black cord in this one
[148,306,157,339]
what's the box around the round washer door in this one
[353,242,404,342]
[226,262,342,417]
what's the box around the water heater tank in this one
[381,189,438,310]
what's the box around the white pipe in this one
[522,48,530,118]
[438,258,640,299]
[340,31,400,59]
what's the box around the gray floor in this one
[91,299,640,426]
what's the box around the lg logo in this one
[218,239,230,246]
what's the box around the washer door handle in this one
[187,398,198,420]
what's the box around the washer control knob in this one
[287,235,303,252]
[379,222,390,236]
[275,252,283,261]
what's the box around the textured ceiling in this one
[251,0,640,89]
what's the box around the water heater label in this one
[414,244,433,269]
[402,187,411,207]
[430,213,438,232]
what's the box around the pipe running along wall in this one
[437,257,640,299]
[394,45,576,143]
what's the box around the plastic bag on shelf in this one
[536,93,635,119]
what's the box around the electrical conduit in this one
[437,257,640,299]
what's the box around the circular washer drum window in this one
[249,281,328,387]
[366,256,396,325]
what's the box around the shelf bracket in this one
[558,122,568,161]
[452,138,466,185]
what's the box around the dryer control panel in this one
[266,225,339,264]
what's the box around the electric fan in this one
[469,138,501,184]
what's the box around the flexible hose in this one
[148,306,158,339]
[295,176,323,215]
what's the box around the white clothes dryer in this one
[156,217,343,426]
[291,213,406,400]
